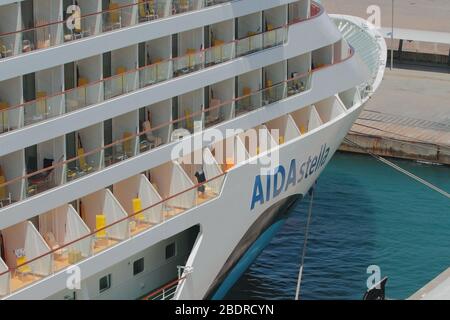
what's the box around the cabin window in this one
[133,258,145,275]
[165,242,176,260]
[99,274,111,293]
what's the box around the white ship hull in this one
[46,95,363,300]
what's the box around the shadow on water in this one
[226,152,450,300]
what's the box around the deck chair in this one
[43,232,59,250]
[73,7,82,33]
[265,23,275,46]
[143,111,162,148]
[35,20,51,49]
[36,91,47,117]
[242,87,252,110]
[139,0,157,21]
[224,158,235,172]
[43,232,65,257]
[95,214,107,239]
[186,48,196,69]
[212,39,224,63]
[0,101,8,132]
[300,124,307,134]
[115,66,127,95]
[265,79,274,101]
[0,165,6,199]
[132,198,145,222]
[16,255,32,278]
[184,108,194,131]
[28,158,56,191]
[122,132,134,156]
[108,3,120,25]
[77,147,87,170]
[178,0,190,12]
[0,39,8,57]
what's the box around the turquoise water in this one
[227,152,450,300]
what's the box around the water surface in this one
[227,152,450,300]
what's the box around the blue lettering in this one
[266,174,271,202]
[251,175,264,210]
[322,147,330,166]
[251,144,332,210]
[309,156,318,175]
[285,159,297,191]
[272,166,286,199]
[298,162,306,183]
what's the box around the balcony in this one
[0,1,324,136]
[0,40,355,211]
[0,1,232,61]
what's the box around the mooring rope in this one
[295,186,315,300]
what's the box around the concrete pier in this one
[340,66,450,165]
[321,0,450,165]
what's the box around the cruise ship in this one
[0,0,386,300]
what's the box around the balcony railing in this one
[0,172,226,297]
[0,1,231,60]
[0,44,354,211]
[0,2,324,135]
[143,276,186,300]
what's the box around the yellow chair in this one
[0,101,9,131]
[213,39,224,47]
[0,175,6,200]
[115,67,127,94]
[116,66,126,75]
[186,48,196,68]
[265,24,276,46]
[224,158,235,172]
[242,87,252,109]
[16,256,32,275]
[36,91,47,116]
[77,147,87,169]
[184,108,193,131]
[132,198,145,222]
[122,131,134,156]
[68,249,82,264]
[211,39,224,62]
[139,0,156,19]
[109,3,120,24]
[300,125,307,134]
[0,165,6,199]
[95,214,107,238]
[179,0,189,12]
[78,77,89,87]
